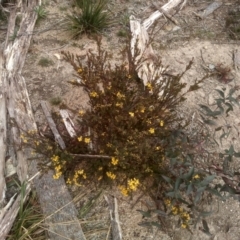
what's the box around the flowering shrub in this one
[23,38,240,232]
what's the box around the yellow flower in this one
[160,120,164,127]
[171,206,179,215]
[78,136,83,142]
[116,92,125,99]
[84,137,91,144]
[77,68,83,73]
[129,112,134,117]
[127,178,140,191]
[140,107,145,113]
[111,157,119,165]
[82,174,87,179]
[98,167,103,171]
[164,198,171,206]
[116,102,123,108]
[66,178,72,185]
[98,176,103,181]
[146,119,151,125]
[193,174,200,180]
[51,155,59,162]
[106,171,116,180]
[181,212,190,222]
[146,82,153,90]
[34,141,40,146]
[53,172,62,180]
[148,128,155,134]
[119,185,128,196]
[127,74,132,79]
[78,169,84,175]
[181,223,188,229]
[90,91,98,97]
[79,110,85,116]
[155,146,160,150]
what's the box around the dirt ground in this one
[17,0,240,239]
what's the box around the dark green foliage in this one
[67,0,111,37]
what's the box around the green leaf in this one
[174,177,181,191]
[199,104,213,115]
[186,183,193,195]
[153,210,167,217]
[166,191,175,198]
[200,115,216,125]
[162,175,172,184]
[194,191,202,204]
[197,186,206,193]
[202,219,211,236]
[199,175,215,187]
[215,89,225,99]
[136,210,151,218]
[182,167,194,180]
[206,187,224,200]
[228,96,239,106]
[225,102,233,115]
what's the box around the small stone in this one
[172,26,181,32]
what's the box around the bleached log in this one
[130,0,183,87]
[59,109,77,138]
[0,1,86,239]
[104,195,122,240]
[41,101,66,149]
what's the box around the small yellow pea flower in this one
[84,137,91,144]
[160,120,164,127]
[106,171,116,180]
[193,174,200,180]
[148,128,155,134]
[90,92,98,97]
[111,157,119,165]
[181,223,188,229]
[119,185,129,196]
[77,68,83,73]
[78,136,83,142]
[79,110,84,116]
[51,155,59,162]
[146,82,153,90]
[127,178,140,191]
[129,112,134,117]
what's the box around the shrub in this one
[66,0,111,38]
[24,37,240,233]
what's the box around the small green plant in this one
[66,0,111,38]
[38,57,54,67]
[116,29,128,38]
[8,183,45,240]
[50,97,62,106]
[35,5,48,23]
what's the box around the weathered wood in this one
[30,162,87,240]
[104,195,122,240]
[41,101,66,149]
[59,109,77,138]
[0,47,7,205]
[0,1,86,239]
[130,0,183,88]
